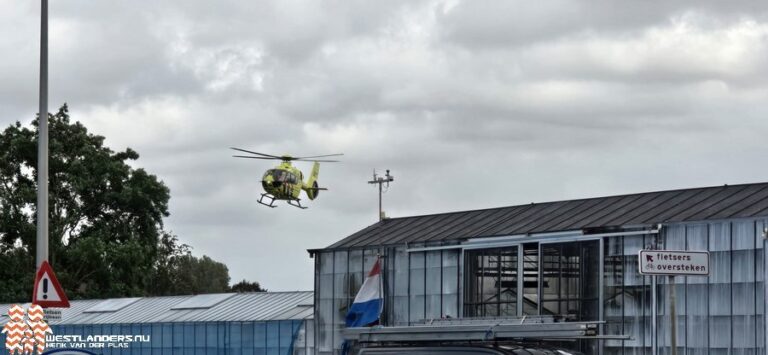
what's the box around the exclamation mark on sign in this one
[42,279,49,300]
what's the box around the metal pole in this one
[651,275,657,355]
[598,238,605,355]
[516,246,523,316]
[368,170,393,222]
[36,0,49,268]
[669,275,677,355]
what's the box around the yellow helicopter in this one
[231,147,343,209]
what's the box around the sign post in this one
[668,275,676,355]
[639,250,709,355]
[37,0,49,269]
[32,260,70,308]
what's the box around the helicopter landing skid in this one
[287,199,308,209]
[258,193,278,208]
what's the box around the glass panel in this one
[410,252,426,322]
[334,251,348,274]
[318,248,335,355]
[409,294,425,323]
[658,225,686,353]
[333,250,351,338]
[709,222,731,350]
[171,294,235,310]
[393,296,409,326]
[604,236,623,352]
[622,235,648,354]
[539,240,599,321]
[332,298,347,349]
[205,323,218,349]
[364,249,380,274]
[84,297,142,312]
[385,247,395,326]
[442,294,458,319]
[523,243,539,315]
[686,224,709,355]
[710,222,731,251]
[463,246,518,317]
[734,249,757,283]
[316,299,333,352]
[425,295,441,319]
[394,248,409,296]
[733,221,756,250]
[319,252,334,274]
[279,321,294,348]
[194,323,206,349]
[443,250,459,318]
[425,251,442,319]
[266,322,279,355]
[228,323,241,350]
[394,248,410,326]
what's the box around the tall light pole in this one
[36,0,49,268]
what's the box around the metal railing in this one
[342,316,629,343]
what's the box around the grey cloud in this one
[4,0,768,290]
[437,0,768,49]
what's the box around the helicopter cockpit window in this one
[263,170,288,182]
[287,173,298,184]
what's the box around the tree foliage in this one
[229,279,266,293]
[0,105,241,302]
[152,235,231,296]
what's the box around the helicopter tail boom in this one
[305,162,321,200]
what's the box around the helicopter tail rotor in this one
[305,162,322,200]
[307,181,320,200]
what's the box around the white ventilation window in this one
[84,298,141,313]
[171,293,235,310]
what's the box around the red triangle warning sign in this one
[32,261,70,308]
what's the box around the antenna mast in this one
[368,169,394,221]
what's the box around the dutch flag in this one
[345,257,383,327]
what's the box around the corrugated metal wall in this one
[0,319,313,355]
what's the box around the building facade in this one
[1,291,314,354]
[311,183,768,354]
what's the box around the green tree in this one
[229,279,266,293]
[153,251,231,295]
[0,105,234,301]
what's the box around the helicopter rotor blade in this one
[293,153,344,159]
[232,155,282,160]
[230,147,283,159]
[294,159,341,163]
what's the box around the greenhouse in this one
[1,291,314,354]
[311,182,768,354]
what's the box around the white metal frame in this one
[404,228,660,355]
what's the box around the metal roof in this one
[0,291,313,325]
[325,182,768,249]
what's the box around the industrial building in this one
[1,291,314,354]
[311,182,768,354]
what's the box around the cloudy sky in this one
[2,0,768,291]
